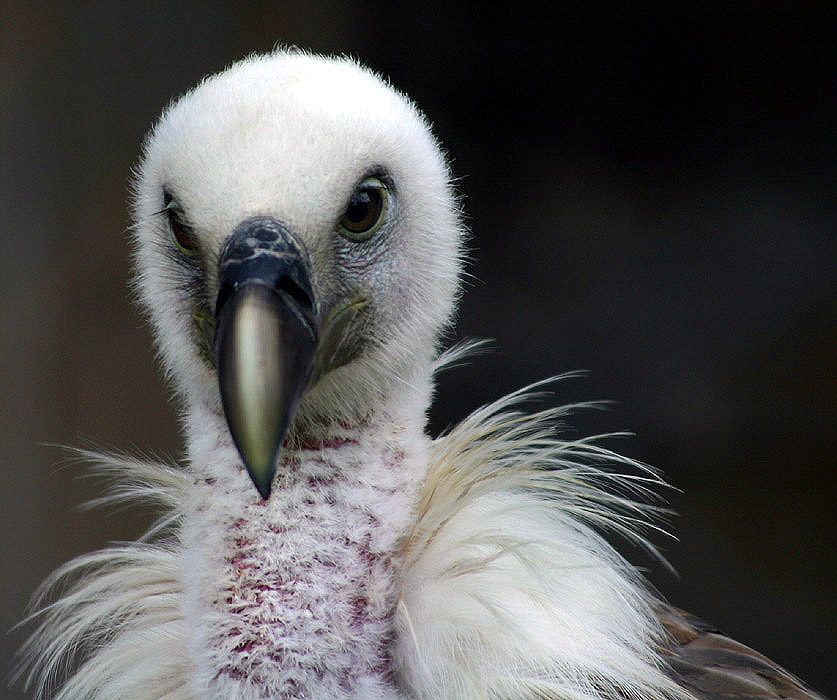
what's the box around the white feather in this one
[395,380,688,700]
[15,454,190,700]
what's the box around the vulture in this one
[18,50,825,700]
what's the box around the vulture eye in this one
[339,176,388,240]
[163,193,199,255]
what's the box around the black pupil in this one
[345,187,380,231]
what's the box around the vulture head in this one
[132,51,463,496]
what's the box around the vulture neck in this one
[180,392,430,700]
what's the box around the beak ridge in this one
[214,218,318,499]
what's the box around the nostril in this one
[277,274,313,311]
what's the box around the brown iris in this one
[164,193,199,255]
[339,176,388,240]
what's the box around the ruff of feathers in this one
[17,354,690,700]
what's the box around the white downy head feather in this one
[131,49,463,436]
[17,51,694,700]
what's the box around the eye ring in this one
[338,176,389,241]
[164,193,199,255]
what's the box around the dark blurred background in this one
[1,3,834,697]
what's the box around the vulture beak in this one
[214,218,319,499]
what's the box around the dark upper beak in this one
[214,217,319,499]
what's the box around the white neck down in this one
[181,411,428,700]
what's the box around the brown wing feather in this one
[656,603,828,700]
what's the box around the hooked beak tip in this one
[251,470,274,500]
